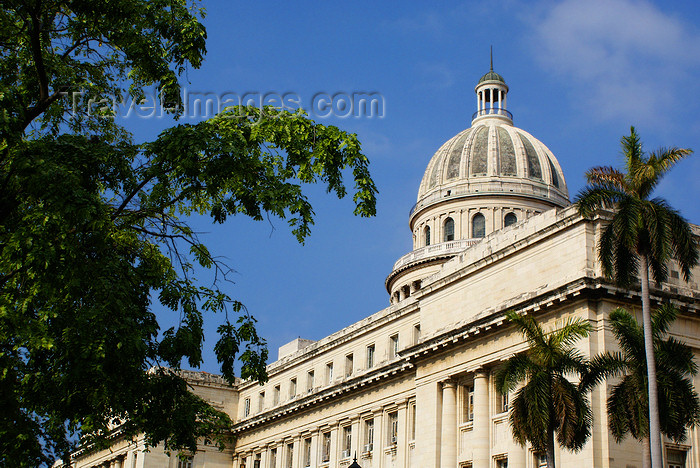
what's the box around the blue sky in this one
[122,0,700,374]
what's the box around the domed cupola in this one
[386,57,570,304]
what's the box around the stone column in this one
[440,380,458,468]
[310,432,319,468]
[397,400,409,468]
[114,457,123,468]
[473,370,490,468]
[351,417,361,461]
[373,409,384,468]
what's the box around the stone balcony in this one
[392,239,481,271]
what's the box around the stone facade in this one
[68,69,700,468]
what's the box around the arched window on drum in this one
[443,217,455,242]
[504,212,517,228]
[472,213,485,238]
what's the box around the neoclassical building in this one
[69,67,700,468]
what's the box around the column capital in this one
[441,378,457,389]
[474,367,489,379]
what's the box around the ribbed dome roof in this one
[478,70,505,83]
[416,120,569,207]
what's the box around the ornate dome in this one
[415,122,569,210]
[387,62,571,304]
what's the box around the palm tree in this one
[582,305,700,468]
[575,127,697,467]
[495,311,592,468]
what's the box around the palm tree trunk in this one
[640,255,662,468]
[547,430,556,468]
[642,436,651,468]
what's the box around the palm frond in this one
[622,127,645,182]
[495,353,535,393]
[584,166,627,189]
[550,317,591,349]
[657,337,697,376]
[650,303,677,338]
[581,351,628,391]
[574,185,627,218]
[666,207,699,282]
[506,311,547,349]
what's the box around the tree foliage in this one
[0,0,378,465]
[496,311,592,468]
[582,305,700,444]
[575,126,697,468]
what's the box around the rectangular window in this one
[496,457,508,468]
[410,404,416,440]
[269,448,277,468]
[303,437,312,467]
[345,354,354,377]
[342,425,352,457]
[668,448,687,468]
[366,344,375,369]
[388,411,398,445]
[286,443,294,468]
[321,432,331,462]
[390,334,399,358]
[498,389,509,413]
[535,453,547,468]
[273,385,280,405]
[363,418,374,452]
[464,385,474,422]
[413,324,421,345]
[259,391,265,412]
[177,457,193,468]
[326,362,334,384]
[244,397,251,417]
[290,378,297,399]
[307,370,315,393]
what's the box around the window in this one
[326,362,334,384]
[472,213,485,238]
[424,226,431,246]
[390,334,399,358]
[443,217,455,241]
[342,426,352,458]
[253,453,261,468]
[286,443,294,468]
[498,388,509,413]
[345,354,354,377]
[269,448,277,468]
[366,344,375,369]
[409,404,416,440]
[496,457,508,468]
[321,432,331,462]
[504,212,517,227]
[177,457,193,468]
[273,385,280,405]
[668,448,687,468]
[535,452,547,467]
[307,370,315,393]
[303,438,312,467]
[131,451,138,468]
[244,397,251,417]
[463,385,474,422]
[258,391,265,412]
[388,411,398,445]
[289,378,297,399]
[413,324,421,344]
[364,418,374,452]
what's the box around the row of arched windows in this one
[422,212,518,246]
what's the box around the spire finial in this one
[490,45,493,72]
